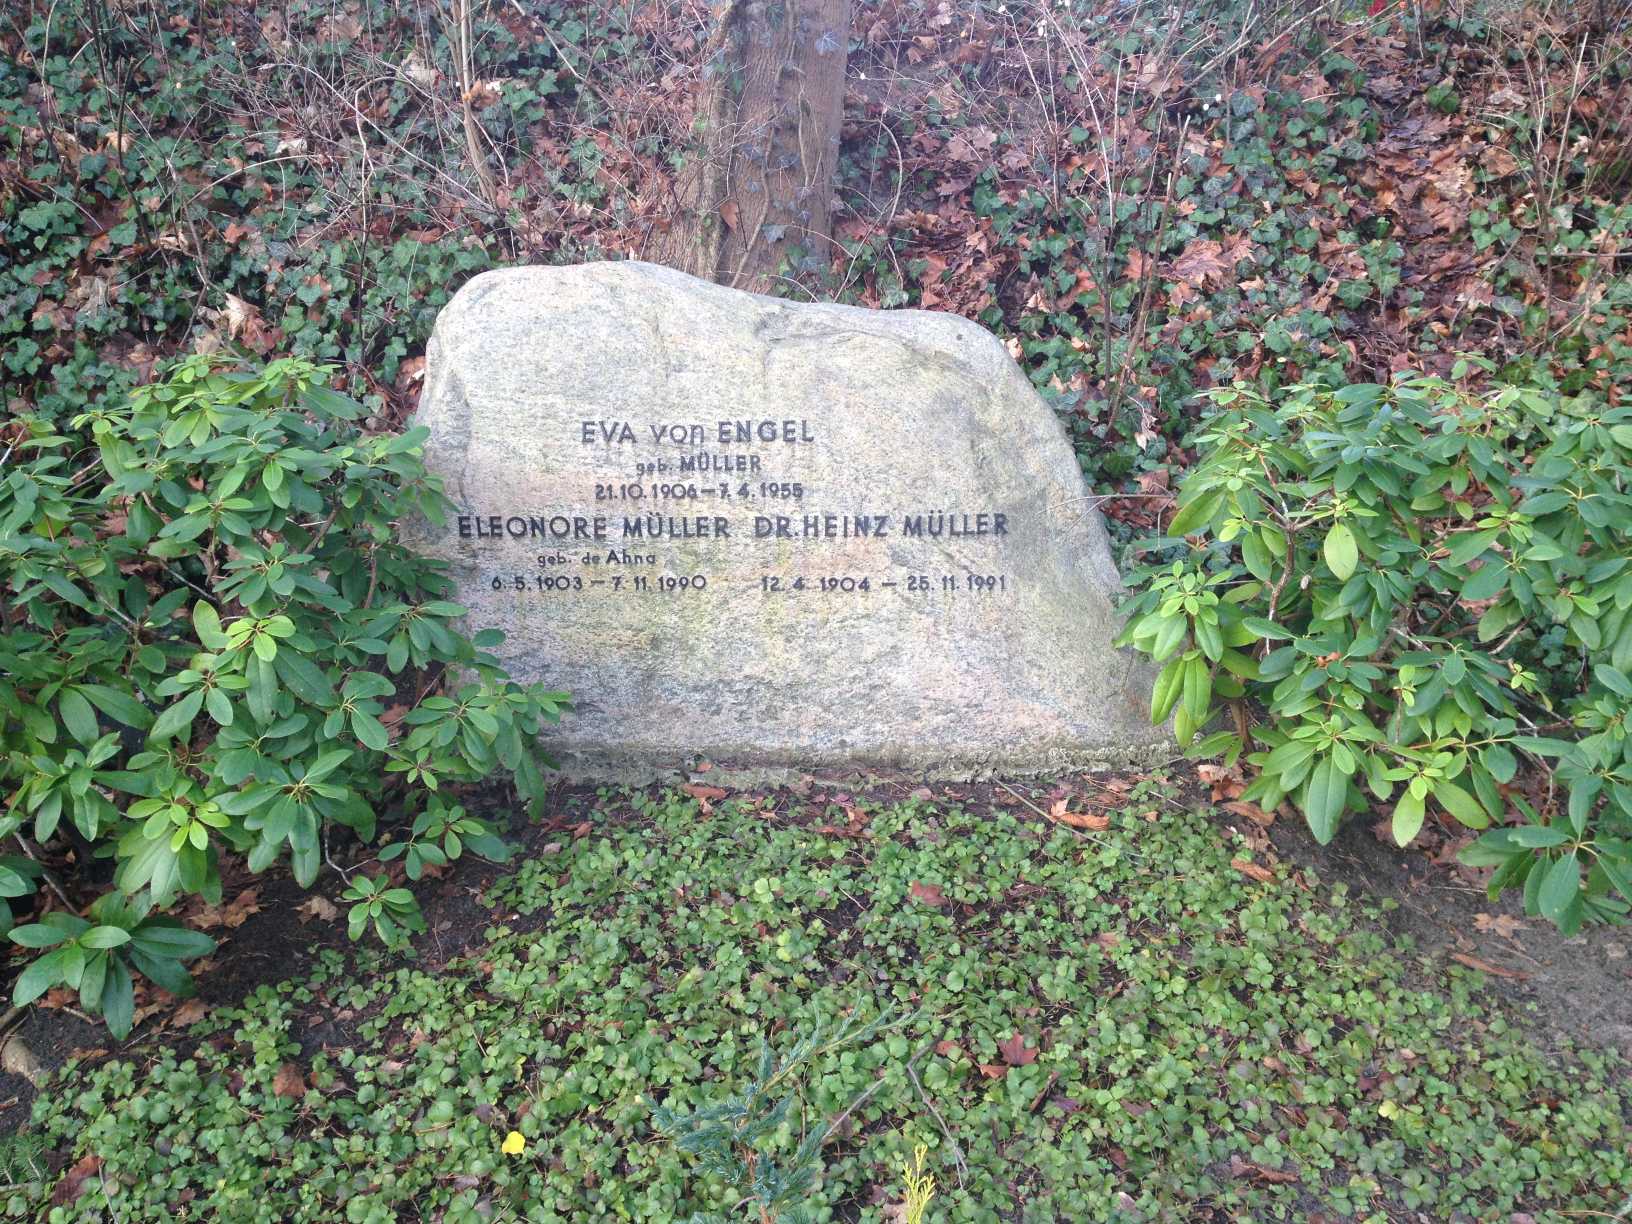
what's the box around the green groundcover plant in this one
[0,355,566,1033]
[8,788,1629,1221]
[1118,370,1632,934]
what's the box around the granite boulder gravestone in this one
[404,261,1165,776]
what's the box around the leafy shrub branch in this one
[1119,372,1632,934]
[1,356,566,1033]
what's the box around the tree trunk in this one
[656,0,851,293]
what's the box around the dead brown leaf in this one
[682,782,728,813]
[51,1154,101,1206]
[170,997,210,1028]
[297,895,340,923]
[1047,798,1111,831]
[1478,145,1520,176]
[1197,761,1246,802]
[1229,1155,1301,1184]
[997,1032,1038,1066]
[1231,857,1276,883]
[1221,799,1276,827]
[1473,912,1522,939]
[272,1062,306,1099]
[908,881,946,907]
[1172,238,1229,287]
[221,887,261,928]
[1451,952,1529,979]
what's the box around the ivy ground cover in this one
[10,782,1629,1222]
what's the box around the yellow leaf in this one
[501,1131,525,1156]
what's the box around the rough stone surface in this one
[405,261,1166,777]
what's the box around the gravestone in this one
[404,261,1166,777]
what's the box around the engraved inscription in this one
[450,417,1017,601]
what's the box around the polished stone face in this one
[405,261,1166,777]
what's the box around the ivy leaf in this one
[1323,523,1358,581]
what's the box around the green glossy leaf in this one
[1482,744,1518,785]
[101,957,135,1039]
[13,948,67,1006]
[1323,522,1358,581]
[80,925,133,949]
[1303,757,1347,845]
[79,684,153,730]
[1537,852,1580,922]
[1167,490,1223,537]
[58,688,99,744]
[149,690,204,743]
[1391,790,1425,846]
[193,601,229,650]
[1431,780,1489,829]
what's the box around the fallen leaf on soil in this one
[36,986,76,1011]
[1048,798,1110,830]
[1231,857,1276,883]
[977,1063,1007,1079]
[1229,1155,1301,1183]
[681,783,727,812]
[223,888,262,925]
[998,1032,1038,1066]
[1197,762,1246,802]
[170,998,210,1028]
[1473,912,1522,939]
[1222,799,1275,827]
[272,1063,307,1098]
[908,881,946,906]
[52,1154,101,1205]
[297,896,340,923]
[1451,952,1529,979]
[934,1039,961,1058]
